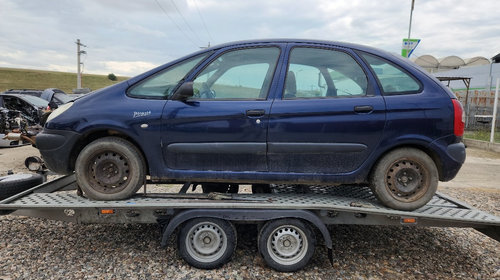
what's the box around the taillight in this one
[452,99,464,137]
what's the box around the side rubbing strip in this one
[268,142,367,154]
[167,143,266,155]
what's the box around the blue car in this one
[37,39,465,210]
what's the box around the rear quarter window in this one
[360,52,422,95]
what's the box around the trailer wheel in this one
[178,218,236,269]
[258,218,315,272]
[75,137,146,200]
[371,148,438,211]
[0,173,44,200]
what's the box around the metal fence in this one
[454,90,500,129]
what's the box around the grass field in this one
[0,67,129,94]
[464,129,500,143]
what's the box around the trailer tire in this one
[75,137,146,201]
[178,218,236,269]
[371,148,438,211]
[0,173,44,200]
[258,218,315,272]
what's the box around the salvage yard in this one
[0,145,499,279]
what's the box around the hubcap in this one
[186,222,227,263]
[385,159,429,202]
[267,225,308,265]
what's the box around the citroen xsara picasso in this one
[36,39,466,210]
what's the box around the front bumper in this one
[36,129,81,174]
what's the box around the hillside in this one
[0,67,129,94]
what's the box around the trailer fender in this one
[160,209,333,250]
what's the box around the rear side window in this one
[361,53,421,94]
[128,53,208,98]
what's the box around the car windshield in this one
[19,95,49,107]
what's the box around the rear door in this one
[267,45,386,174]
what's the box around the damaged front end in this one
[0,107,42,147]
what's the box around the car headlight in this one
[46,102,74,123]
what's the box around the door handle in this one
[354,105,373,113]
[246,109,265,117]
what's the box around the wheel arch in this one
[369,143,443,181]
[68,128,150,175]
[160,209,333,250]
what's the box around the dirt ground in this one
[1,144,499,191]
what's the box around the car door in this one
[267,45,386,174]
[162,46,283,172]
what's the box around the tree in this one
[107,73,117,81]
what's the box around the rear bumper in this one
[36,129,81,174]
[439,142,466,181]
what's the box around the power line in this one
[153,0,200,48]
[169,0,203,44]
[193,0,213,43]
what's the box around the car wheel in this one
[178,218,236,269]
[75,137,146,200]
[371,148,438,211]
[201,183,239,193]
[258,218,315,272]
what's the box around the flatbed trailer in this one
[1,174,499,272]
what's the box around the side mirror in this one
[172,82,194,101]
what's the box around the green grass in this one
[464,130,500,143]
[0,67,129,94]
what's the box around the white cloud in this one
[0,0,499,76]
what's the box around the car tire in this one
[0,173,44,201]
[75,137,146,200]
[371,148,438,211]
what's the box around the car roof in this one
[208,38,374,51]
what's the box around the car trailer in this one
[1,175,499,272]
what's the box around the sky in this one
[0,0,499,77]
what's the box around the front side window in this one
[284,47,368,99]
[361,53,421,94]
[128,53,208,98]
[192,47,280,100]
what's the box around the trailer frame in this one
[1,174,499,271]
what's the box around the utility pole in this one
[406,0,415,58]
[76,39,87,89]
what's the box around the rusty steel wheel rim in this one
[385,158,430,202]
[87,151,131,194]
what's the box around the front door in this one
[162,46,282,172]
[268,46,386,174]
